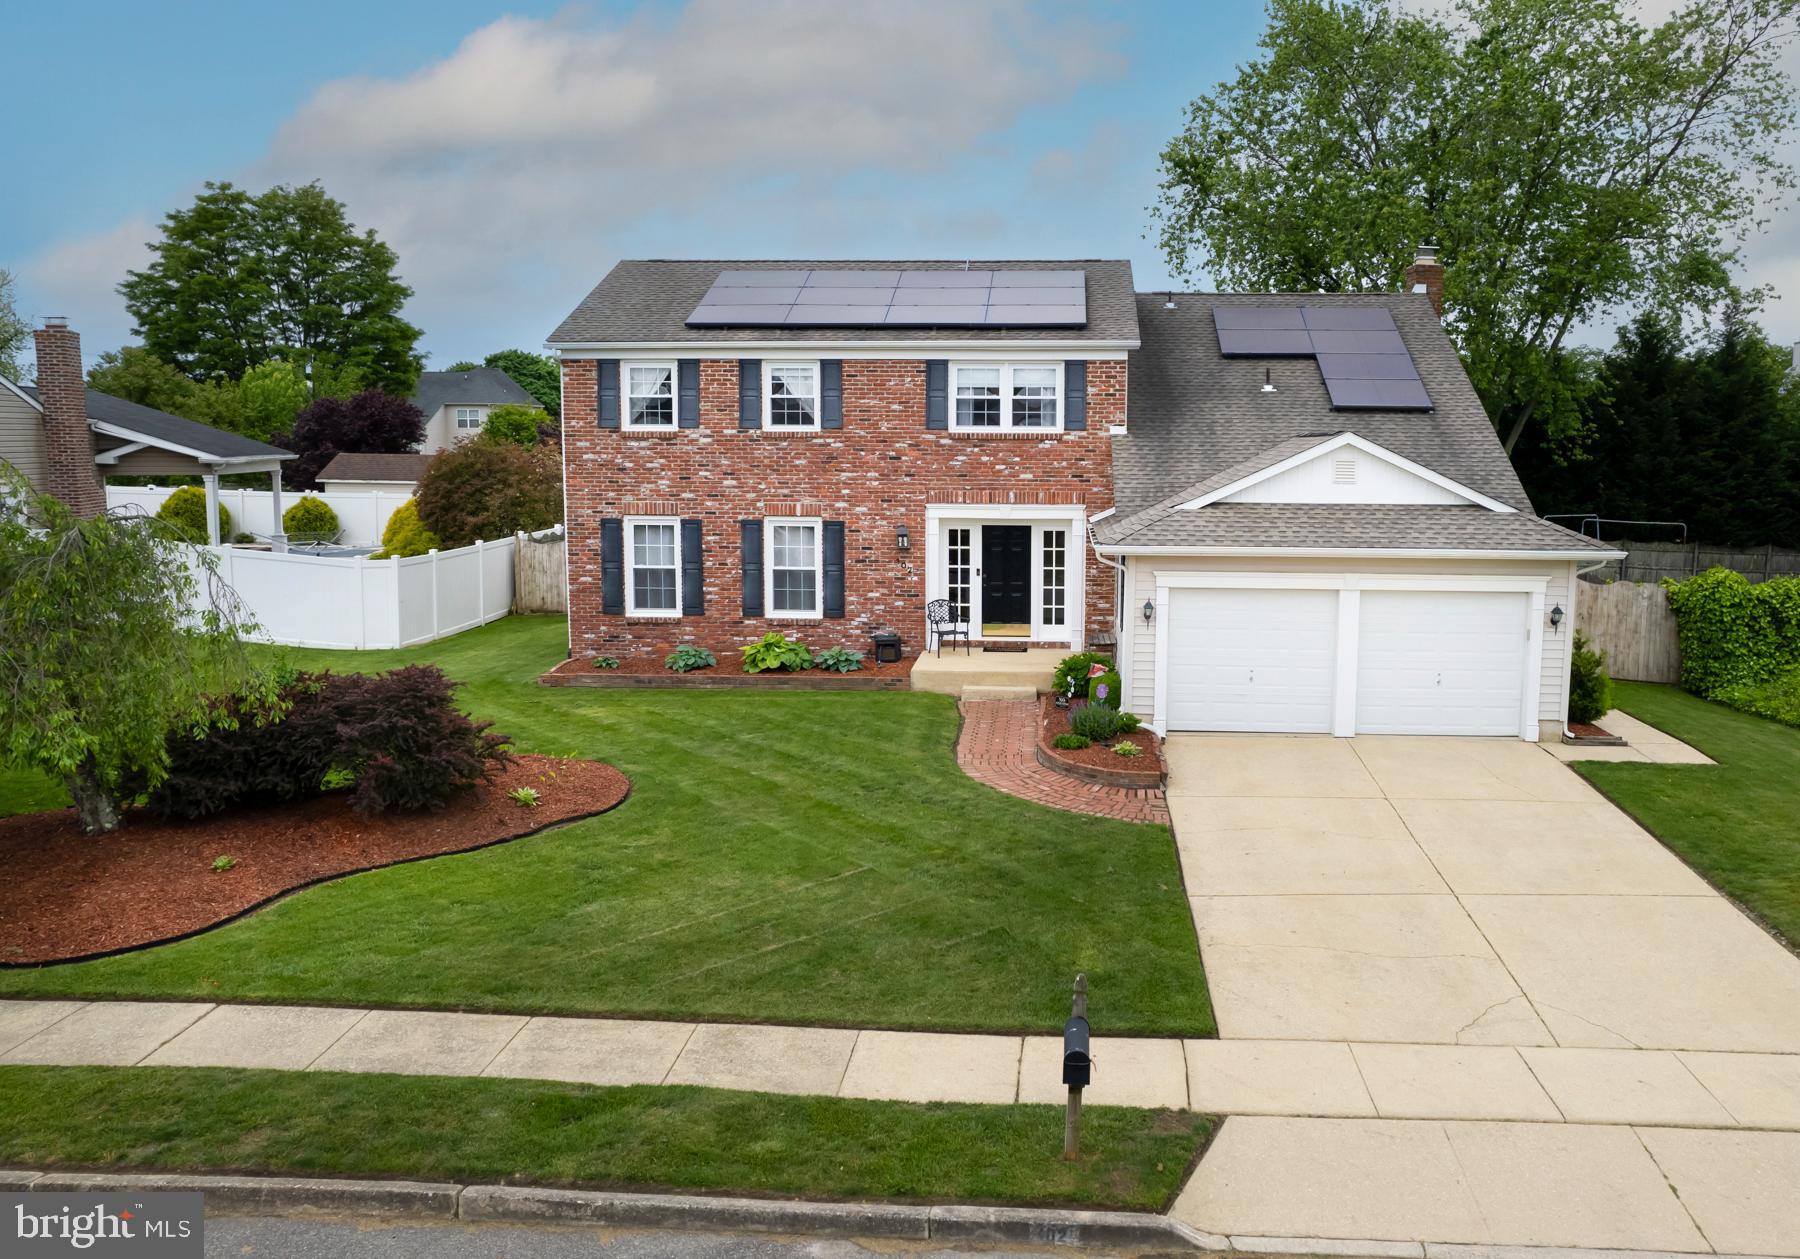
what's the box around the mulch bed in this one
[0,755,628,967]
[1568,721,1615,739]
[541,652,915,690]
[1037,696,1166,787]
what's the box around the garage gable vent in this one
[1333,456,1357,484]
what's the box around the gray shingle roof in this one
[412,368,536,416]
[1098,291,1601,554]
[24,387,291,461]
[317,452,433,484]
[1102,502,1616,552]
[546,260,1140,345]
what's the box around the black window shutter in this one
[738,360,761,430]
[820,360,843,429]
[1064,360,1088,430]
[740,519,764,615]
[600,518,624,613]
[680,518,704,613]
[596,360,620,429]
[678,360,700,428]
[822,521,846,619]
[925,360,948,429]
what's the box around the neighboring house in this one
[317,451,434,496]
[547,253,1618,741]
[412,367,536,452]
[2,318,293,543]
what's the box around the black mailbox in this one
[1062,1014,1092,1088]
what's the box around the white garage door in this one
[1165,588,1338,732]
[1355,590,1527,735]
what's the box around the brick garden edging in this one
[1035,696,1166,789]
[957,699,1170,825]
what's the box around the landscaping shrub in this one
[666,644,717,673]
[1664,568,1800,696]
[590,655,620,670]
[1714,664,1800,728]
[1112,740,1143,758]
[415,439,561,548]
[1568,631,1614,725]
[1052,651,1112,699]
[1118,711,1143,732]
[281,496,340,540]
[144,665,510,819]
[741,632,813,673]
[154,485,231,543]
[372,499,439,559]
[810,646,864,673]
[1087,668,1122,710]
[1053,733,1091,750]
[479,403,551,448]
[1070,704,1127,741]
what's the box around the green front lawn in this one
[0,1066,1212,1210]
[1578,681,1800,946]
[0,617,1212,1036]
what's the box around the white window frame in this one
[624,515,683,617]
[454,406,484,431]
[763,361,821,431]
[764,516,823,619]
[623,361,678,430]
[951,361,1064,431]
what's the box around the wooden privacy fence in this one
[1597,541,1800,585]
[1576,580,1681,684]
[513,533,567,613]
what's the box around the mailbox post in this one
[1062,973,1091,1160]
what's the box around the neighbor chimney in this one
[33,318,105,517]
[1403,243,1445,319]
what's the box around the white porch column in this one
[202,472,221,546]
[268,468,288,552]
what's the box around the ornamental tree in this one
[415,440,561,548]
[280,389,425,489]
[1154,0,1799,453]
[0,472,274,833]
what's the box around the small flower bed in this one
[1037,695,1165,785]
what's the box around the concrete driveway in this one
[1168,734,1800,1052]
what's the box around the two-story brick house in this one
[549,256,1620,741]
[550,260,1138,661]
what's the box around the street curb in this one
[22,1171,459,1218]
[459,1184,932,1240]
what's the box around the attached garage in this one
[1151,574,1547,741]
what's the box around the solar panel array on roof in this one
[1213,305,1431,410]
[686,269,1087,328]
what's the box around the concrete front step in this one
[962,685,1040,702]
[909,646,1064,697]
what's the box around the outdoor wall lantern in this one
[896,525,910,551]
[1142,599,1156,626]
[1549,604,1564,631]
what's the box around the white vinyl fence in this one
[190,537,516,649]
[110,484,412,546]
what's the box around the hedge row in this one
[1663,567,1800,697]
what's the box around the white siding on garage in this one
[1125,554,1576,735]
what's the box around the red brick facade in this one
[562,357,1125,659]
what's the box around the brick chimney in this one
[1403,243,1445,318]
[33,317,105,516]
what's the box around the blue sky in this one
[6,1,1796,369]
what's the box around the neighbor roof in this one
[412,368,536,416]
[23,386,291,462]
[547,260,1140,345]
[317,451,434,484]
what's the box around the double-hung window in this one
[626,517,681,616]
[765,362,819,429]
[454,406,483,431]
[625,363,676,428]
[951,363,1062,430]
[766,517,821,617]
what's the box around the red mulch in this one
[1039,696,1167,777]
[1567,721,1616,739]
[546,651,916,681]
[0,755,628,966]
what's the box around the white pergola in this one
[91,420,295,549]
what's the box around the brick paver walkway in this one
[956,700,1169,825]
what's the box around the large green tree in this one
[120,181,422,394]
[1154,0,1798,452]
[0,471,273,832]
[0,268,29,383]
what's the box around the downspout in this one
[1087,513,1130,695]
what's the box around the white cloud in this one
[16,217,156,368]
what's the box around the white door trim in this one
[1149,570,1548,740]
[925,503,1086,649]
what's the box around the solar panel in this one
[686,269,1087,328]
[1213,304,1431,410]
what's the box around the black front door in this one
[981,525,1031,627]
